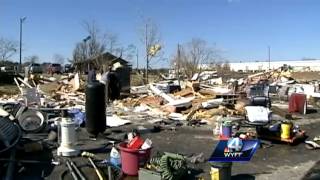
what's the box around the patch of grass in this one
[0,85,20,96]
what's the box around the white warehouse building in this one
[229,60,320,72]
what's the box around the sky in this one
[1,0,320,68]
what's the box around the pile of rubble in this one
[113,66,320,129]
[115,80,244,127]
[0,73,86,109]
[1,66,320,179]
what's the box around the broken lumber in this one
[186,81,200,91]
[72,73,80,91]
[17,77,33,88]
[185,104,201,121]
[149,84,175,102]
[174,88,194,97]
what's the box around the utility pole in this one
[268,46,271,71]
[145,24,149,83]
[136,49,139,70]
[177,44,181,86]
[19,17,26,72]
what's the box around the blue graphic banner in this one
[209,138,260,162]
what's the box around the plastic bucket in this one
[220,121,232,139]
[221,126,231,138]
[118,142,152,176]
[210,162,232,180]
[281,123,292,139]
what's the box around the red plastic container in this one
[127,136,144,149]
[118,142,152,176]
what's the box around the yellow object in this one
[210,167,220,180]
[81,151,95,158]
[88,157,104,180]
[148,44,161,56]
[281,123,292,139]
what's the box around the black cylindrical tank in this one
[85,81,106,136]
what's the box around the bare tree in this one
[222,61,231,72]
[0,38,18,61]
[139,18,163,82]
[82,21,106,60]
[105,32,119,55]
[172,38,220,79]
[73,21,129,71]
[71,21,106,71]
[53,54,65,64]
[72,21,136,72]
[72,42,86,63]
[25,55,39,64]
[123,44,137,64]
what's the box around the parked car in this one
[64,64,74,73]
[27,63,43,74]
[48,63,62,74]
[0,66,16,73]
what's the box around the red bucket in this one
[118,142,152,176]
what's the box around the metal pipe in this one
[70,160,86,180]
[88,157,104,180]
[107,166,113,180]
[66,160,79,180]
[5,149,16,180]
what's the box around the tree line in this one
[0,18,230,78]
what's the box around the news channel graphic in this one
[209,137,260,162]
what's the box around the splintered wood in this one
[174,88,193,97]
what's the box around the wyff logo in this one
[224,138,244,158]
[209,138,259,162]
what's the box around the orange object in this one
[127,136,144,149]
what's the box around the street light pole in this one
[177,44,181,86]
[83,36,91,72]
[145,24,149,83]
[136,48,139,70]
[19,17,26,72]
[268,46,271,71]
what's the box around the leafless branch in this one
[0,38,18,61]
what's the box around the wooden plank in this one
[174,88,193,97]
[17,77,33,88]
[185,104,201,121]
[149,84,174,102]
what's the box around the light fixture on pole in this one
[19,17,27,72]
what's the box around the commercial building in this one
[229,60,320,72]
